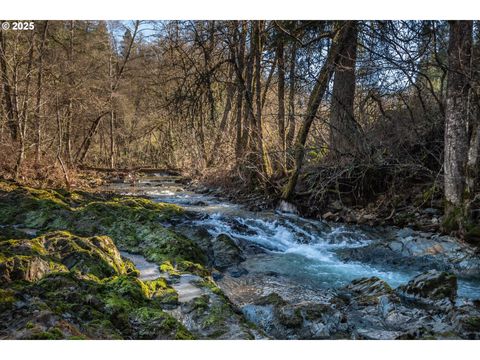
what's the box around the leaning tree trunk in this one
[329,21,361,159]
[281,21,355,200]
[443,20,472,231]
[276,23,287,173]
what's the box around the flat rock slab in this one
[171,274,205,302]
[120,251,161,281]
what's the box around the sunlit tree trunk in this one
[0,30,17,141]
[276,23,287,173]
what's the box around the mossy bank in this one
[0,180,259,339]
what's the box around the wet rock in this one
[322,211,336,221]
[336,229,480,276]
[397,270,457,306]
[227,265,248,278]
[242,292,347,339]
[212,234,245,270]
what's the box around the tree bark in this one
[75,21,139,165]
[34,21,49,165]
[442,21,475,236]
[276,24,287,172]
[208,66,236,166]
[329,21,360,159]
[444,21,472,210]
[286,41,297,170]
[234,21,246,159]
[0,30,18,141]
[253,20,272,180]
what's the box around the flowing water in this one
[108,174,480,301]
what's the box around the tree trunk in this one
[286,41,297,170]
[0,30,18,141]
[253,20,272,180]
[329,21,360,159]
[75,21,139,165]
[208,66,236,166]
[109,110,115,169]
[443,20,472,231]
[14,29,36,179]
[234,21,246,159]
[465,23,480,211]
[276,24,287,172]
[34,21,49,165]
[282,21,355,200]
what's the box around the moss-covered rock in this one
[0,180,206,267]
[0,231,132,282]
[0,270,194,340]
[211,234,245,270]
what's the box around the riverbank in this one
[190,168,480,245]
[1,176,480,339]
[0,179,262,339]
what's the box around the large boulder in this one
[0,231,132,281]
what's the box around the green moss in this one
[0,288,16,311]
[0,226,33,241]
[159,261,180,275]
[464,224,480,244]
[30,327,65,340]
[130,307,194,339]
[192,294,210,311]
[255,292,287,307]
[0,181,219,339]
[464,316,480,331]
[442,205,464,233]
[177,261,210,277]
[0,180,206,268]
[104,276,150,303]
[202,301,230,332]
[144,278,178,305]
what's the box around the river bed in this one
[107,174,480,302]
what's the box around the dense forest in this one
[1,20,480,340]
[1,20,479,239]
